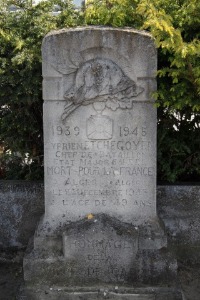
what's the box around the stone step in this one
[18,286,183,300]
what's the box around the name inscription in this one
[46,112,156,214]
[63,235,137,280]
[69,238,131,250]
[66,266,134,281]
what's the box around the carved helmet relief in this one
[62,58,144,121]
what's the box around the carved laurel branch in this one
[61,58,144,122]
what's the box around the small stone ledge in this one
[18,286,183,300]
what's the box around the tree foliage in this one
[0,0,81,179]
[0,0,199,182]
[85,0,200,109]
[85,0,142,27]
[85,0,200,182]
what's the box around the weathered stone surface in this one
[42,27,157,229]
[23,215,176,287]
[0,180,44,248]
[1,182,200,266]
[157,185,200,263]
[62,214,139,284]
[19,286,183,300]
[158,185,200,243]
[22,27,182,298]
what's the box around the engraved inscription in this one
[66,266,135,281]
[47,113,155,213]
[40,28,159,288]
[53,125,80,136]
[62,217,138,283]
[119,126,147,137]
[69,238,131,250]
[44,65,156,220]
[50,139,151,152]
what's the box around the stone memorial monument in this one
[22,27,183,299]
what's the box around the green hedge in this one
[0,0,199,182]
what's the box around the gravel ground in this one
[0,252,199,300]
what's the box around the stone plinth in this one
[22,27,183,299]
[21,287,183,300]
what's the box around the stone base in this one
[23,214,177,287]
[22,214,183,299]
[18,286,183,300]
[23,249,178,287]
